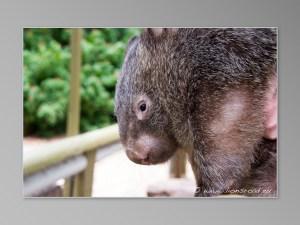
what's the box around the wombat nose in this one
[126,149,150,164]
[128,149,148,159]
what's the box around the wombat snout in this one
[125,134,177,165]
[126,148,150,165]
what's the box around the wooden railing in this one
[23,124,120,197]
[23,124,186,197]
[23,124,119,176]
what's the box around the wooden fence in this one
[23,124,120,197]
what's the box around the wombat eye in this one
[139,103,147,112]
[135,96,151,120]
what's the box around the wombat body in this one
[115,28,277,197]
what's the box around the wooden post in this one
[82,150,97,196]
[72,150,97,196]
[64,28,82,197]
[66,28,82,137]
[170,149,187,178]
[63,177,72,197]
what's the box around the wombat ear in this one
[147,28,164,37]
[145,28,178,37]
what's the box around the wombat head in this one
[114,29,178,165]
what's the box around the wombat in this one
[114,28,277,197]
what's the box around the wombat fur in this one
[115,28,277,197]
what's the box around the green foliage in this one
[23,28,140,137]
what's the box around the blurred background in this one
[24,28,140,136]
[23,28,194,197]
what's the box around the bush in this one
[23,28,140,137]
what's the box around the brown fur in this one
[115,28,277,197]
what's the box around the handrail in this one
[24,155,87,197]
[23,124,120,176]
